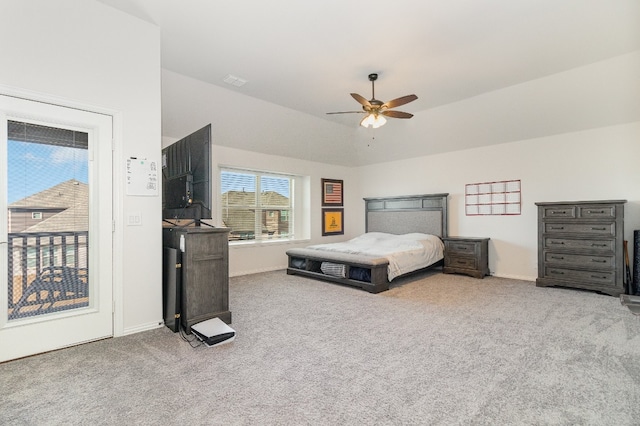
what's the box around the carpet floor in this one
[1,269,639,425]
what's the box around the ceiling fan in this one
[327,73,418,128]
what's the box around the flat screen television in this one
[162,124,212,225]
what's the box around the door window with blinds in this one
[221,168,293,241]
[6,121,89,320]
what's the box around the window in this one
[26,247,37,268]
[65,245,76,266]
[32,212,42,220]
[221,168,296,242]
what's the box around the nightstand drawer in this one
[444,241,476,254]
[445,255,477,270]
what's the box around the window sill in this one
[229,238,310,249]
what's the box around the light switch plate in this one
[127,212,142,226]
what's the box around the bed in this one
[286,193,449,293]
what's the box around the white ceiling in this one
[97,0,640,166]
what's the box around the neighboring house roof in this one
[9,179,88,210]
[221,190,289,207]
[24,202,88,232]
[221,191,288,233]
[10,179,88,233]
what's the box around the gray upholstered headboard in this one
[364,193,449,238]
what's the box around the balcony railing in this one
[7,231,88,320]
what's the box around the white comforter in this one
[306,232,444,281]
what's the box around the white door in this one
[0,94,113,362]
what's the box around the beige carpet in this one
[1,269,639,425]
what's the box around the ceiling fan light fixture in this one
[360,113,375,128]
[372,114,386,128]
[360,113,386,129]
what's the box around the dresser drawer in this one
[578,205,616,219]
[444,241,476,255]
[541,206,576,219]
[445,255,477,270]
[544,266,615,286]
[544,252,613,268]
[543,237,613,252]
[544,222,615,236]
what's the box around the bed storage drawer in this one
[285,248,390,293]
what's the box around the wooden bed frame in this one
[286,193,449,293]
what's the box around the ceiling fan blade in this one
[381,110,414,119]
[382,94,418,109]
[351,93,371,107]
[326,111,366,115]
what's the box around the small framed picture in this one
[322,178,343,206]
[322,208,344,236]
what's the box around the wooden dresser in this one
[535,200,626,297]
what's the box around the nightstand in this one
[442,237,490,279]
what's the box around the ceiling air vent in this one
[223,74,247,87]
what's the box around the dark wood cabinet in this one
[162,227,231,333]
[442,236,490,278]
[535,200,626,297]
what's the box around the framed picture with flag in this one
[322,208,344,236]
[322,178,343,206]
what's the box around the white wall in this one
[161,70,363,277]
[355,52,640,280]
[352,50,640,165]
[214,146,359,277]
[161,52,640,282]
[358,122,640,280]
[161,70,360,166]
[0,0,163,334]
[162,142,360,278]
[4,1,636,340]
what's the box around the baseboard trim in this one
[229,268,538,282]
[121,321,164,337]
[491,273,536,282]
[230,266,285,278]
